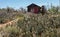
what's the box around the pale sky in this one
[0,0,59,9]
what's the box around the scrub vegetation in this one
[0,6,60,37]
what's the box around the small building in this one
[27,3,41,14]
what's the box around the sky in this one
[0,0,59,9]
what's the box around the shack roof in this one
[27,3,40,8]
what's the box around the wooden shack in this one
[27,3,41,14]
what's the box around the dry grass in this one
[0,12,60,37]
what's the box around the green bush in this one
[1,26,20,37]
[0,13,60,37]
[17,14,59,37]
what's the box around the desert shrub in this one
[0,13,59,37]
[16,14,59,37]
[57,33,60,37]
[0,18,5,24]
[48,6,60,14]
[1,26,20,37]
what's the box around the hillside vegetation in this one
[0,6,60,37]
